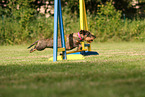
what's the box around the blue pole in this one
[53,0,59,62]
[58,0,67,60]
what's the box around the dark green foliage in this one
[0,0,145,45]
[88,2,145,42]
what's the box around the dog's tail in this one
[27,40,39,49]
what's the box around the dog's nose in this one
[93,35,96,38]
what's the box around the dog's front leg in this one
[76,44,82,51]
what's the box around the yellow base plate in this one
[48,54,85,61]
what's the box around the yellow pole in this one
[83,0,88,30]
[80,0,84,30]
[79,0,91,51]
[80,0,88,30]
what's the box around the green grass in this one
[0,42,145,97]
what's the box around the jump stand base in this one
[70,51,99,56]
[48,54,85,61]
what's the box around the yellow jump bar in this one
[58,48,65,52]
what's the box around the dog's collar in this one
[78,32,83,40]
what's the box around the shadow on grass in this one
[0,61,145,97]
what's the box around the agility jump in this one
[28,0,98,62]
[50,0,98,62]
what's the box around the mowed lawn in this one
[0,42,145,97]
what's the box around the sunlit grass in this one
[0,42,145,97]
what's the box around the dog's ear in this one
[79,30,84,34]
[79,30,87,35]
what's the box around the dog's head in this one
[79,30,96,43]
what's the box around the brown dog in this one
[27,30,96,53]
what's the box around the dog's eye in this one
[87,33,90,36]
[88,34,92,37]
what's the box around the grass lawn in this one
[0,42,145,97]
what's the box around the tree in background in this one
[0,0,145,44]
[0,0,145,18]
